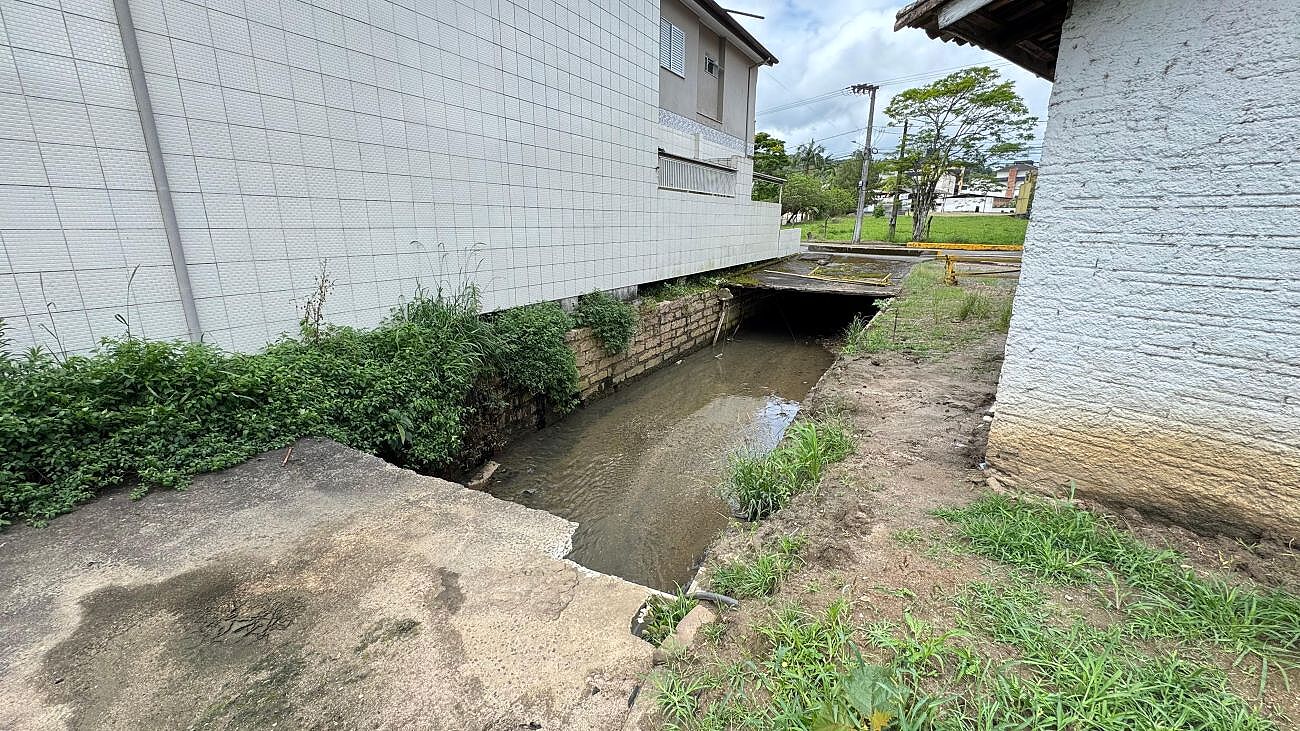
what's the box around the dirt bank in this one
[651,265,1300,729]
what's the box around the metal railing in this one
[657,151,737,197]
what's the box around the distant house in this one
[0,0,793,355]
[937,193,1013,214]
[993,161,1038,199]
[897,0,1300,540]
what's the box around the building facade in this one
[994,161,1036,199]
[936,193,1012,214]
[0,0,793,355]
[898,0,1300,540]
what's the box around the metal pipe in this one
[113,0,202,342]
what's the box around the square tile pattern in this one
[0,0,789,354]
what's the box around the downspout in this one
[113,0,202,342]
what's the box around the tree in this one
[752,132,789,202]
[781,173,856,231]
[830,148,883,194]
[781,173,826,223]
[792,139,829,175]
[883,66,1036,241]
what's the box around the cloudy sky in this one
[732,0,1053,161]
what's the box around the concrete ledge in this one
[806,242,936,257]
[0,438,656,729]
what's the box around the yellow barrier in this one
[906,242,1023,251]
[942,254,1022,286]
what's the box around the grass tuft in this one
[639,590,699,647]
[725,418,853,521]
[955,292,993,321]
[709,535,806,599]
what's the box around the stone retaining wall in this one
[568,289,758,401]
[468,288,763,467]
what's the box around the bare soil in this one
[680,331,1300,726]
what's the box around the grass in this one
[658,494,1299,730]
[659,599,858,731]
[795,214,1027,246]
[947,581,1280,730]
[709,535,806,599]
[891,528,923,546]
[938,493,1300,692]
[840,263,1014,359]
[725,418,854,521]
[640,590,700,646]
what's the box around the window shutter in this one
[671,24,686,76]
[659,18,672,70]
[659,19,686,77]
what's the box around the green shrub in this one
[0,289,580,528]
[485,302,578,407]
[573,290,637,354]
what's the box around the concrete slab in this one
[737,253,913,297]
[0,439,656,730]
[806,241,935,257]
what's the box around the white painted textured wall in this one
[0,0,785,355]
[988,0,1300,539]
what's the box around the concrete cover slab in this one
[0,439,656,730]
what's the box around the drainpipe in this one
[113,0,202,342]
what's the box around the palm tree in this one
[792,139,828,175]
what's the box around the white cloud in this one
[733,0,1053,160]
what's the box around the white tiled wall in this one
[0,0,189,351]
[0,0,785,355]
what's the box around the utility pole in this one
[887,118,909,243]
[849,83,878,244]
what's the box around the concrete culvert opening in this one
[743,290,883,339]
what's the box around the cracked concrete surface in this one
[0,439,656,730]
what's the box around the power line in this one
[758,88,848,116]
[757,61,1018,118]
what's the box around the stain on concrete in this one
[429,568,465,614]
[988,413,1300,541]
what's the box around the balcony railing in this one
[657,151,737,197]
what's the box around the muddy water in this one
[485,333,834,592]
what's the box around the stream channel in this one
[485,330,835,593]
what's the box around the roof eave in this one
[894,0,1068,82]
[688,0,779,66]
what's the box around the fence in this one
[656,152,737,197]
